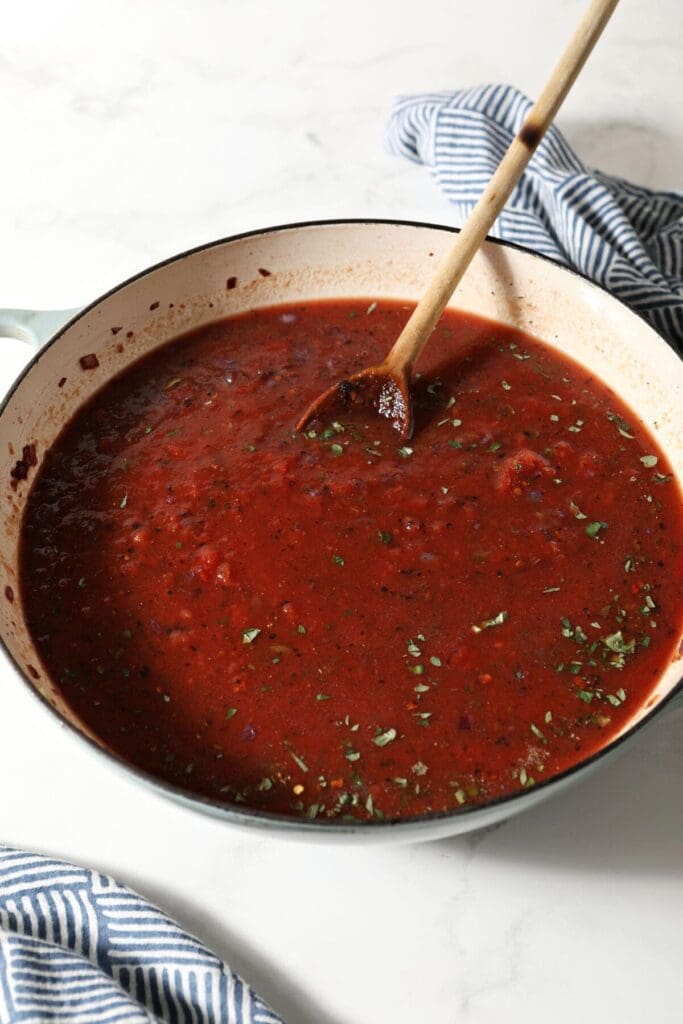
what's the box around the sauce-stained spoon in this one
[297,0,620,439]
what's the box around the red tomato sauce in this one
[20,300,683,821]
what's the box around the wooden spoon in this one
[297,0,620,438]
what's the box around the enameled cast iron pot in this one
[2,220,682,843]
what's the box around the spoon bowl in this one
[297,358,413,437]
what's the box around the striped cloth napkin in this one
[386,84,683,351]
[0,847,283,1024]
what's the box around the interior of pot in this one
[2,220,682,750]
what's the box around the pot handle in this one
[0,308,81,350]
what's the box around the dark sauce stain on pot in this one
[10,443,37,490]
[226,277,238,290]
[58,377,67,388]
[79,354,99,371]
[149,301,160,311]
[110,326,123,336]
[4,586,14,603]
[257,268,271,277]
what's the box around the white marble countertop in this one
[1,1,682,1021]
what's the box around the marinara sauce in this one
[20,301,683,821]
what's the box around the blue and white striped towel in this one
[386,84,683,351]
[0,846,283,1024]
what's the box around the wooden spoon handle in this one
[385,0,620,374]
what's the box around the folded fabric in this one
[0,846,283,1024]
[386,84,683,351]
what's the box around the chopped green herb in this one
[241,627,261,644]
[640,455,658,468]
[429,655,442,667]
[586,521,608,539]
[345,748,360,763]
[297,624,307,634]
[378,530,392,545]
[330,443,344,456]
[501,380,511,391]
[373,727,397,747]
[604,630,635,655]
[471,609,508,633]
[408,664,425,675]
[288,749,309,772]
[397,446,413,458]
[569,500,587,520]
[366,301,377,315]
[624,555,635,573]
[577,690,594,703]
[225,707,237,720]
[406,639,421,657]
[316,693,330,701]
[120,493,128,509]
[607,411,634,439]
[332,554,345,566]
